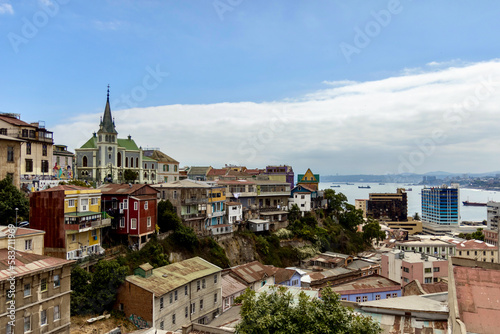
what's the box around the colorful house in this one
[99,184,159,248]
[296,168,320,191]
[29,185,111,260]
[206,185,229,236]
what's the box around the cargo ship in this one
[462,201,487,207]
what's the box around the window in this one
[433,267,440,272]
[25,239,32,251]
[91,229,97,238]
[200,299,204,310]
[147,217,151,227]
[82,156,88,167]
[459,251,462,256]
[42,145,47,156]
[356,296,361,302]
[172,314,176,325]
[54,275,60,288]
[159,321,164,330]
[7,146,14,162]
[160,297,164,309]
[386,294,391,299]
[403,267,409,273]
[191,302,196,314]
[425,277,432,283]
[362,296,368,302]
[163,165,166,172]
[134,202,138,210]
[91,198,98,205]
[24,316,31,333]
[123,199,128,209]
[26,142,31,155]
[173,190,177,199]
[170,293,173,303]
[54,305,60,321]
[40,310,47,326]
[214,292,218,304]
[375,295,381,300]
[392,293,397,298]
[403,277,409,283]
[120,217,125,228]
[174,290,178,301]
[40,278,47,292]
[166,164,170,172]
[24,283,31,297]
[467,251,470,256]
[131,219,137,229]
[25,159,33,172]
[29,130,35,138]
[185,285,188,295]
[424,268,432,273]
[6,323,13,334]
[197,280,200,291]
[41,160,49,173]
[174,165,178,172]
[214,274,218,284]
[202,278,206,289]
[185,306,188,318]
[144,201,148,210]
[22,129,28,137]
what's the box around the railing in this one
[182,197,208,205]
[207,211,225,218]
[182,213,206,220]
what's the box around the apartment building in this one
[115,257,222,331]
[0,113,54,190]
[29,185,110,260]
[366,188,408,222]
[0,227,45,255]
[0,250,73,334]
[450,239,498,263]
[421,184,460,235]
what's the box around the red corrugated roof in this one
[0,115,34,127]
[0,249,73,279]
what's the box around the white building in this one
[226,201,243,225]
[487,201,500,230]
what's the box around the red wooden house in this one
[99,184,158,249]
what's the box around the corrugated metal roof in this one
[229,261,276,284]
[0,249,73,279]
[221,274,247,298]
[126,257,221,296]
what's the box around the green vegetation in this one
[71,259,128,315]
[157,199,181,232]
[235,285,381,334]
[413,212,421,220]
[458,228,485,241]
[123,169,138,182]
[0,175,29,225]
[59,179,92,187]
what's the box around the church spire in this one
[99,85,117,134]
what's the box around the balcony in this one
[182,213,206,221]
[65,212,112,232]
[182,197,208,205]
[207,211,225,218]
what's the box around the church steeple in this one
[99,85,117,134]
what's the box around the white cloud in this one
[0,2,14,15]
[53,59,500,175]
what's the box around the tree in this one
[470,228,485,241]
[235,285,381,334]
[323,189,348,218]
[0,175,29,225]
[70,259,128,315]
[157,199,181,232]
[337,204,364,232]
[413,212,420,220]
[363,220,386,245]
[123,169,138,183]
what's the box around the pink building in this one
[381,250,448,286]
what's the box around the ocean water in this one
[319,182,500,223]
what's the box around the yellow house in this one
[297,168,320,191]
[30,185,111,260]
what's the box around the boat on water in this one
[379,183,385,185]
[346,183,354,185]
[406,188,412,191]
[358,185,371,189]
[330,185,341,188]
[462,201,487,207]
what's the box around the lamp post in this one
[15,207,18,227]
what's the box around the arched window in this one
[131,158,134,168]
[152,173,155,180]
[125,157,128,168]
[105,135,109,142]
[117,152,122,167]
[82,156,88,167]
[136,158,139,167]
[144,172,148,179]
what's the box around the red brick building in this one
[99,184,158,248]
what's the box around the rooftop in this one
[229,261,275,285]
[330,274,400,294]
[360,293,449,314]
[453,263,500,333]
[221,274,247,298]
[0,249,73,280]
[126,257,221,296]
[151,179,211,189]
[99,183,159,195]
[448,238,497,250]
[0,226,45,238]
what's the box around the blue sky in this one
[1,0,500,175]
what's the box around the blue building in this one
[421,184,460,235]
[331,275,401,302]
